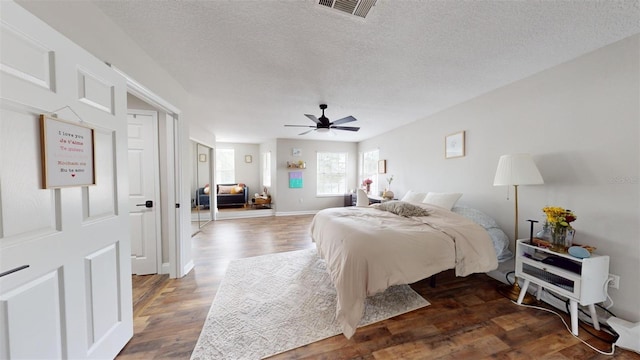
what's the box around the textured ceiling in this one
[89,0,640,143]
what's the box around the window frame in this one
[316,151,348,196]
[215,148,235,184]
[262,151,271,187]
[360,149,380,194]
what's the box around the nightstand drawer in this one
[517,257,581,299]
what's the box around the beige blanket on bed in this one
[311,204,498,338]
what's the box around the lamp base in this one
[497,279,537,305]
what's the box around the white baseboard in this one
[275,210,318,216]
[160,262,171,274]
[182,259,194,277]
[216,209,275,220]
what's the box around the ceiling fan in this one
[285,104,359,135]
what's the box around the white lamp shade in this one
[493,154,544,186]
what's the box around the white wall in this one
[276,139,358,213]
[359,35,640,322]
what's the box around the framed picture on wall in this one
[445,131,465,159]
[292,148,301,156]
[289,171,303,188]
[378,159,387,174]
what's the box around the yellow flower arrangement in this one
[542,206,577,228]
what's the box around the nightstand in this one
[367,195,396,204]
[515,239,609,335]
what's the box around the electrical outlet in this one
[608,274,620,289]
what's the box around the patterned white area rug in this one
[190,248,429,360]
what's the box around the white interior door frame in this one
[113,66,185,278]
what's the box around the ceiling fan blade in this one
[299,129,316,135]
[331,126,360,132]
[285,125,315,128]
[331,116,356,125]
[304,114,321,124]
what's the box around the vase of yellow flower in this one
[551,225,568,251]
[542,206,577,252]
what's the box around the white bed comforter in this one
[311,204,498,338]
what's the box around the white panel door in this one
[0,2,133,359]
[128,110,161,275]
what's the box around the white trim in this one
[173,116,185,278]
[116,67,184,279]
[111,66,181,115]
[275,210,319,216]
[182,260,194,277]
[160,262,171,275]
[216,209,274,220]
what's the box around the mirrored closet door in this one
[191,141,212,234]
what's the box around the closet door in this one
[0,2,133,358]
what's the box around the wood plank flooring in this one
[117,215,639,359]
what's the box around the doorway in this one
[128,109,161,275]
[125,90,181,277]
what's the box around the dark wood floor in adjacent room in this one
[117,215,638,359]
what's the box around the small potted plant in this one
[383,175,394,199]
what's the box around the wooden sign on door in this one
[40,114,96,188]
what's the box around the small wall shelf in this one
[287,161,306,169]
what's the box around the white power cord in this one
[603,277,614,309]
[512,300,617,356]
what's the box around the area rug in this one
[190,248,429,360]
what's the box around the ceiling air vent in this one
[318,0,378,19]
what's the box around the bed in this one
[311,201,506,338]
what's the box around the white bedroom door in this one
[0,2,133,359]
[128,110,161,275]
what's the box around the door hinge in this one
[175,203,180,208]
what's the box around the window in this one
[361,149,379,194]
[216,148,235,184]
[317,152,347,195]
[262,151,271,187]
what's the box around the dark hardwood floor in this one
[117,215,638,359]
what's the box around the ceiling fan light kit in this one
[285,104,360,136]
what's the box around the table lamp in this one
[493,153,544,303]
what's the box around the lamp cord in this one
[513,300,617,355]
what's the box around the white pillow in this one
[401,190,427,203]
[356,189,369,207]
[422,192,462,210]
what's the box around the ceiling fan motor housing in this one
[319,104,330,125]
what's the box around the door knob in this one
[136,200,153,208]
